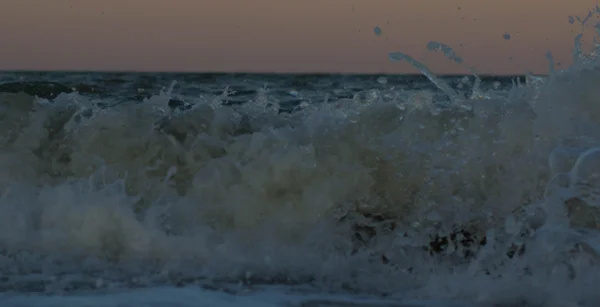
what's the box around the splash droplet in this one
[426,41,464,64]
[374,26,382,36]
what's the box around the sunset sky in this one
[0,0,596,74]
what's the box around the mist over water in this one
[2,11,600,307]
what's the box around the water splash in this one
[388,51,461,102]
[2,5,600,307]
[545,51,555,74]
[426,41,464,64]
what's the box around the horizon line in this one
[0,70,547,78]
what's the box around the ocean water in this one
[2,21,600,307]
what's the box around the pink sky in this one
[0,0,596,74]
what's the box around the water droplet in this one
[426,41,464,63]
[503,32,511,40]
[374,26,382,36]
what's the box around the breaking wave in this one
[3,10,600,307]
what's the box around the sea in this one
[1,24,600,307]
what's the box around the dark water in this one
[0,71,526,101]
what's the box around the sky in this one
[0,0,596,74]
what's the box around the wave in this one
[2,26,600,307]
